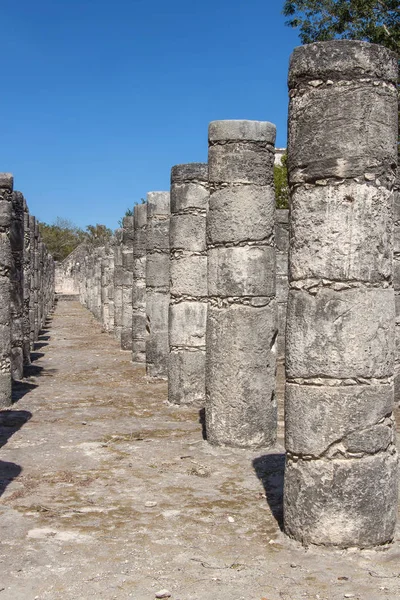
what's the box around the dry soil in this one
[1,298,400,600]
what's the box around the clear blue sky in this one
[1,0,300,230]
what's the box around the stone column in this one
[394,175,400,406]
[113,229,123,342]
[146,192,170,379]
[94,247,105,322]
[107,242,115,333]
[284,41,398,547]
[132,203,147,363]
[0,174,13,406]
[121,216,134,350]
[28,215,36,348]
[33,220,40,341]
[101,244,114,332]
[38,238,45,331]
[276,209,289,362]
[10,191,25,380]
[169,164,208,405]
[206,121,277,447]
[22,198,31,365]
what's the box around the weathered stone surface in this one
[169,255,207,298]
[285,382,394,456]
[276,208,289,363]
[290,183,392,283]
[146,290,170,379]
[22,198,31,365]
[394,176,400,406]
[284,40,398,548]
[286,287,394,380]
[206,121,277,448]
[207,186,275,245]
[206,303,277,448]
[10,192,24,380]
[0,174,13,406]
[168,349,206,406]
[113,229,123,342]
[284,452,398,548]
[121,215,134,351]
[208,246,275,297]
[288,42,398,184]
[169,301,207,348]
[170,214,206,252]
[168,164,208,405]
[132,207,147,361]
[146,192,170,379]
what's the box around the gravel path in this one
[0,298,399,600]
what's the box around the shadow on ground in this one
[12,380,38,403]
[0,410,31,496]
[12,327,56,403]
[0,460,22,497]
[252,453,285,530]
[0,410,32,449]
[199,407,207,440]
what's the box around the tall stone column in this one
[28,215,36,348]
[107,242,115,333]
[10,191,25,380]
[22,198,31,365]
[94,247,105,322]
[394,174,400,406]
[38,238,45,331]
[206,121,277,447]
[101,244,114,332]
[33,220,40,341]
[276,209,289,362]
[132,203,147,363]
[169,164,208,405]
[121,216,134,350]
[0,174,13,406]
[113,229,123,342]
[146,192,170,379]
[284,41,398,547]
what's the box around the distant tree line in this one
[39,218,113,262]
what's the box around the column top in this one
[0,173,14,190]
[209,120,276,144]
[147,191,170,217]
[122,215,134,229]
[289,40,398,87]
[134,202,147,228]
[171,163,208,184]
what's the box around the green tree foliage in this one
[283,1,399,52]
[84,223,113,247]
[39,218,113,261]
[274,154,289,208]
[39,218,85,262]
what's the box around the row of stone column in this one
[62,40,398,550]
[0,174,55,407]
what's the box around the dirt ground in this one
[1,298,400,600]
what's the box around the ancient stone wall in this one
[0,174,55,407]
[10,191,25,380]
